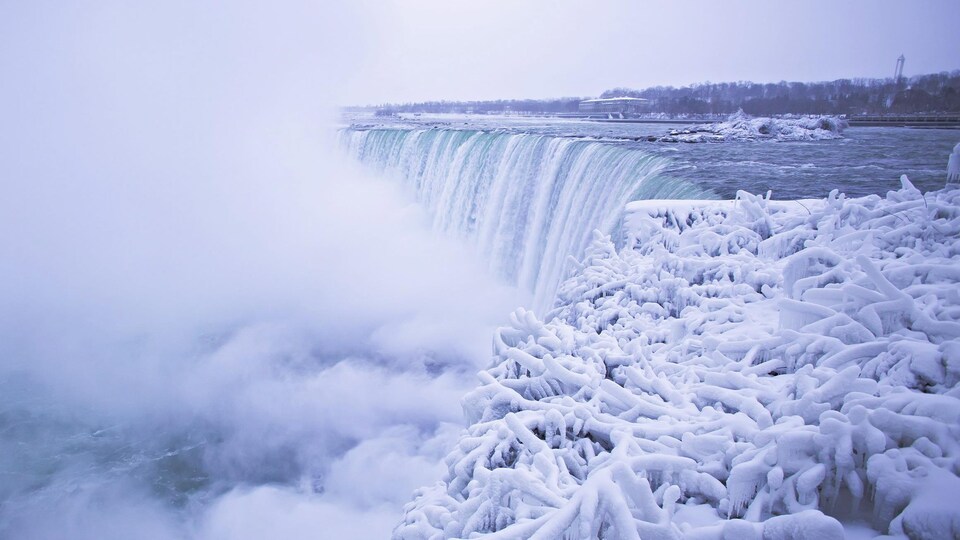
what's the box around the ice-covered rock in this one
[658,111,847,143]
[394,182,960,539]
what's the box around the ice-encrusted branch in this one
[395,184,960,540]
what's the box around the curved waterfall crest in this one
[340,127,712,310]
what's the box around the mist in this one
[0,2,517,538]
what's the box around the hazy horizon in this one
[348,67,960,108]
[5,1,958,108]
[342,0,960,105]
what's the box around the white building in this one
[578,97,649,114]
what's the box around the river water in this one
[345,113,959,200]
[340,114,958,310]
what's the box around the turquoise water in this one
[340,127,713,309]
[345,114,958,199]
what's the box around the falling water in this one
[340,127,714,311]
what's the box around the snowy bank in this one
[659,111,847,143]
[394,178,960,539]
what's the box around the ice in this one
[760,510,844,540]
[395,183,960,539]
[657,111,848,143]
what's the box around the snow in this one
[658,111,848,143]
[394,179,960,539]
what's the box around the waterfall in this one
[339,127,714,312]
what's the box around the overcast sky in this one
[349,0,960,104]
[2,1,959,109]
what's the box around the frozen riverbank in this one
[395,178,960,539]
[659,111,847,143]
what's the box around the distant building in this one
[578,97,648,115]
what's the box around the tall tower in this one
[894,54,905,83]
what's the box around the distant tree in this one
[369,72,960,116]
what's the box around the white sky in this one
[2,1,959,108]
[347,0,960,104]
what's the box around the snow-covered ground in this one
[394,178,960,539]
[660,111,847,143]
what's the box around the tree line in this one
[373,71,960,116]
[601,71,960,115]
[376,97,583,115]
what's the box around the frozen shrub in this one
[395,179,960,539]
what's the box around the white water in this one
[341,128,714,311]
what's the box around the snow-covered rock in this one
[659,111,847,143]
[394,178,960,539]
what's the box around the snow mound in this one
[394,178,960,539]
[659,111,847,143]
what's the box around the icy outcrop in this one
[394,179,960,539]
[659,111,847,143]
